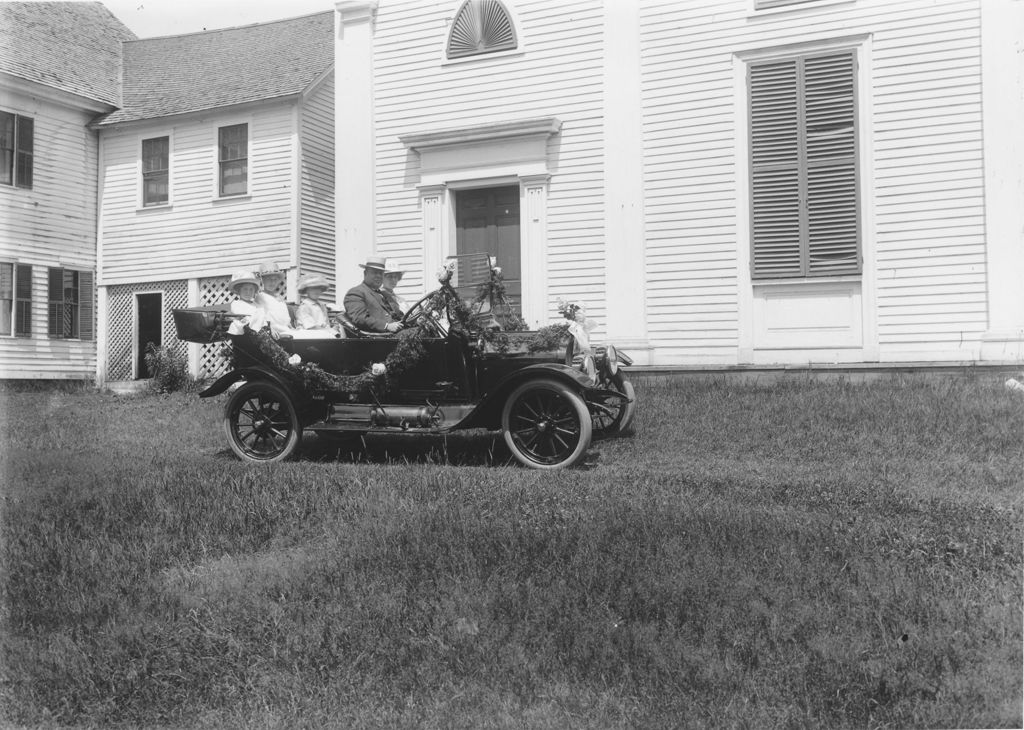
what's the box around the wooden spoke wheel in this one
[501,378,592,470]
[224,381,302,463]
[592,372,636,434]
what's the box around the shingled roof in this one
[92,11,334,127]
[0,2,136,107]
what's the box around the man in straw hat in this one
[343,256,404,333]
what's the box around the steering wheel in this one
[401,293,447,338]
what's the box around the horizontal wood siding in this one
[372,0,607,322]
[99,101,298,285]
[299,72,335,282]
[0,90,97,378]
[641,0,986,361]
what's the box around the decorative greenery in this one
[144,343,195,394]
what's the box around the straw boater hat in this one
[358,256,387,272]
[383,260,405,281]
[297,273,330,293]
[228,270,260,292]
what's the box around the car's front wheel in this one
[224,381,302,462]
[501,378,593,470]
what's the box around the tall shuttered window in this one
[446,0,517,59]
[749,51,860,279]
[142,136,169,206]
[1,111,33,189]
[48,267,93,340]
[218,123,248,197]
[1,263,32,336]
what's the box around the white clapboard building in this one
[91,11,335,384]
[0,3,134,379]
[335,0,1023,368]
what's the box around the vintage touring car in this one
[173,254,635,470]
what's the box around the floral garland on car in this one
[229,326,426,398]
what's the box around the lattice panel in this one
[199,276,232,379]
[107,280,189,381]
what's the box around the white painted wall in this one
[98,100,299,287]
[0,85,98,378]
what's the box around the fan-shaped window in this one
[447,0,517,59]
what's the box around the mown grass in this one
[0,375,1021,728]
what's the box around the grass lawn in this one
[0,375,1021,728]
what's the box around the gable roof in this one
[92,11,334,127]
[0,2,136,107]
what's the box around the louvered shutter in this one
[750,59,802,277]
[749,51,859,279]
[79,271,94,341]
[804,53,859,274]
[447,0,517,59]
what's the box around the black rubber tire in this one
[501,378,593,470]
[224,381,302,463]
[593,373,636,434]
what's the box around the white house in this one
[335,0,1024,369]
[91,11,336,384]
[0,2,134,379]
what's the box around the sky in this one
[85,0,335,38]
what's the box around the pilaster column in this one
[418,184,448,294]
[602,0,649,362]
[980,0,1024,360]
[187,278,200,378]
[520,174,550,329]
[335,1,378,286]
[96,285,109,386]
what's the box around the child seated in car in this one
[296,273,344,338]
[227,270,266,335]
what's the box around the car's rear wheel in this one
[501,378,592,470]
[224,381,301,462]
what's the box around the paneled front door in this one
[455,185,521,310]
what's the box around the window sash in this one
[218,124,248,196]
[0,111,32,188]
[47,267,92,340]
[2,263,32,336]
[15,264,31,335]
[142,136,169,206]
[749,51,859,279]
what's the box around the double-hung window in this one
[1,111,34,189]
[48,267,93,340]
[0,263,32,336]
[142,136,169,206]
[218,123,248,196]
[749,50,860,278]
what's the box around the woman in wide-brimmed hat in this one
[295,273,342,336]
[254,262,296,338]
[382,260,407,315]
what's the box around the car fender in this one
[455,363,596,430]
[198,365,295,399]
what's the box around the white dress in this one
[228,298,266,335]
[255,292,295,338]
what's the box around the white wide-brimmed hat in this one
[383,260,405,281]
[256,261,286,276]
[228,270,260,292]
[297,273,330,293]
[358,256,387,272]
